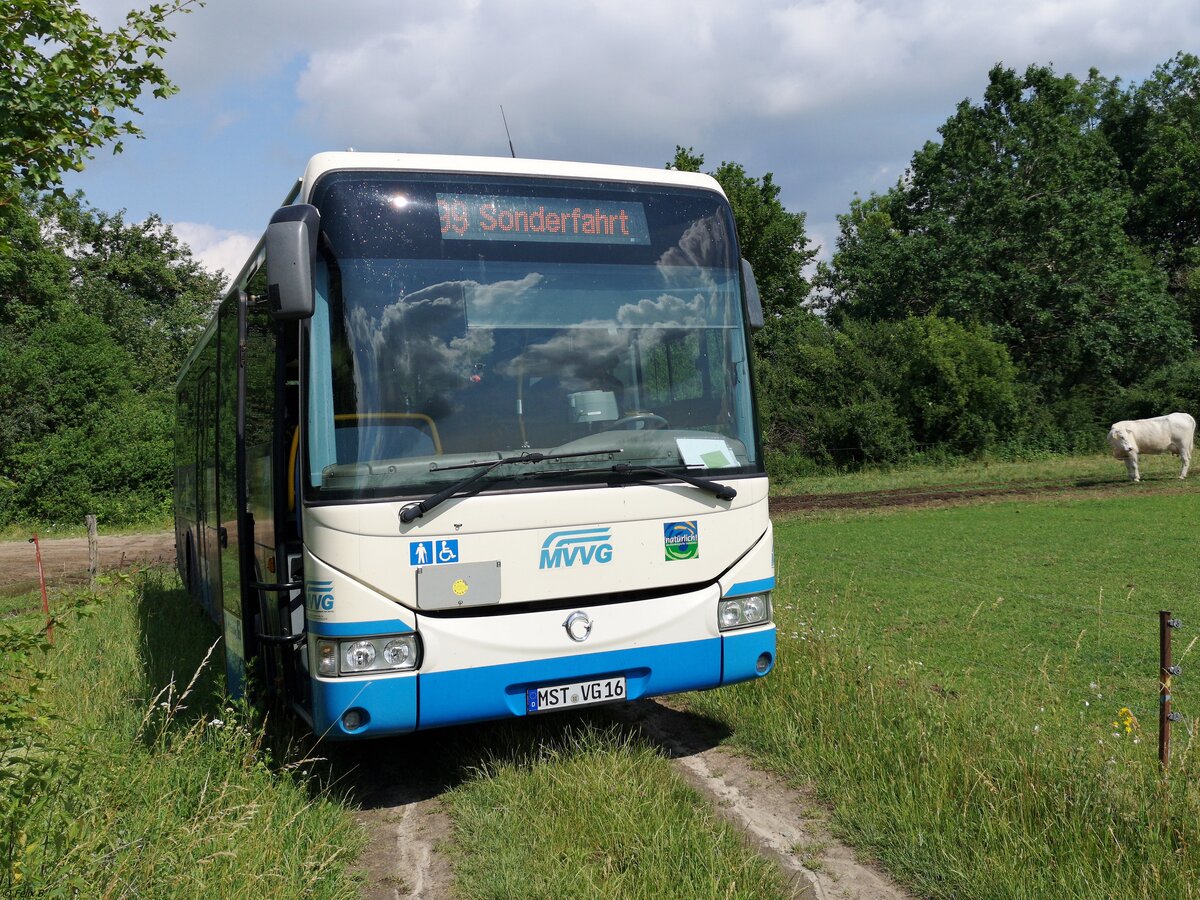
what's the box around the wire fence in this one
[775,528,1196,765]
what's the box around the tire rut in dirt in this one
[609,700,910,900]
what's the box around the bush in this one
[1104,354,1200,422]
[2,395,173,526]
[756,313,1021,470]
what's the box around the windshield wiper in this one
[610,463,737,501]
[398,449,624,523]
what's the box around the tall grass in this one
[0,573,364,897]
[444,721,788,900]
[687,485,1200,898]
[0,517,173,542]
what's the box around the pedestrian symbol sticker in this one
[410,539,459,566]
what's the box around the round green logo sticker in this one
[664,521,698,561]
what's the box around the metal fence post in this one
[1160,611,1183,769]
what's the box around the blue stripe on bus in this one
[723,577,775,597]
[721,626,776,684]
[417,638,722,730]
[311,673,418,737]
[307,618,414,637]
[309,628,776,739]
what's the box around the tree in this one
[0,0,201,205]
[0,192,220,526]
[820,63,1191,396]
[38,192,222,389]
[669,146,815,320]
[1102,53,1200,339]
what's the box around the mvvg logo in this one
[539,528,613,569]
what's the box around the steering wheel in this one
[609,412,670,431]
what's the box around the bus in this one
[174,152,775,739]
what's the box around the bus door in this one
[195,366,222,624]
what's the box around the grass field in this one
[0,575,365,898]
[2,573,790,899]
[0,516,173,543]
[768,450,1179,496]
[7,454,1200,897]
[687,469,1200,898]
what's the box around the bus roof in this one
[295,152,727,204]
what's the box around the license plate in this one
[526,676,626,713]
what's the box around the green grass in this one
[686,476,1200,898]
[1,573,797,899]
[0,516,173,542]
[443,722,788,900]
[767,450,1184,496]
[1,574,365,897]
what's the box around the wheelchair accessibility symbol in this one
[410,539,459,566]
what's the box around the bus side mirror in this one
[741,258,765,331]
[266,204,320,320]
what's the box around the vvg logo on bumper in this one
[539,528,613,569]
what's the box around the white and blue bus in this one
[174,153,775,739]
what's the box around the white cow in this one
[1107,412,1195,482]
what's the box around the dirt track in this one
[0,531,176,595]
[770,475,1133,514]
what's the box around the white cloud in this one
[75,1,1200,251]
[170,222,258,287]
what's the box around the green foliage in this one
[0,0,202,205]
[0,192,220,527]
[1105,355,1200,423]
[0,608,86,893]
[1106,53,1200,267]
[759,312,1021,470]
[819,62,1192,396]
[446,723,788,899]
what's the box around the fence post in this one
[1159,611,1183,769]
[29,533,52,645]
[86,513,99,590]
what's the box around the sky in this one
[64,0,1200,284]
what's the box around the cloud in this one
[77,0,1200,261]
[170,222,258,286]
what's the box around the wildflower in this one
[1111,707,1139,735]
[210,718,225,729]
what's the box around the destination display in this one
[436,193,650,245]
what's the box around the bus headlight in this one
[344,640,376,672]
[718,593,771,631]
[315,634,421,676]
[383,638,413,667]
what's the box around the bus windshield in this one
[304,171,761,500]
